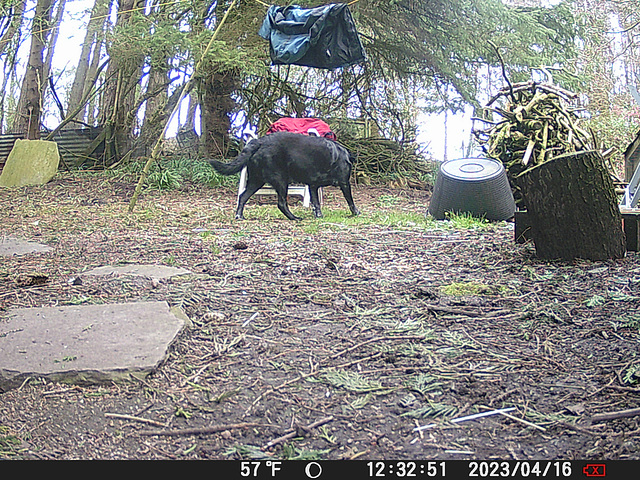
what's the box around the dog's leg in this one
[273,184,301,221]
[236,180,265,220]
[309,186,323,218]
[340,182,360,216]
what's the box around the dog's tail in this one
[208,140,261,176]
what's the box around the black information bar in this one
[13,459,635,477]
[177,460,629,479]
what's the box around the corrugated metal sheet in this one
[0,128,105,173]
[0,133,25,172]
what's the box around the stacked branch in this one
[473,81,626,261]
[472,82,612,182]
[339,136,434,187]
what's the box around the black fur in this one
[208,132,360,220]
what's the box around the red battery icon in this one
[583,464,606,477]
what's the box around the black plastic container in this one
[428,157,515,221]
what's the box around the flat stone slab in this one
[84,264,191,279]
[0,301,186,391]
[0,237,52,257]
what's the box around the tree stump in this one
[515,150,626,261]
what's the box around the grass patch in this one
[440,281,495,297]
[104,156,237,189]
[232,207,500,235]
[0,426,22,458]
[441,211,491,229]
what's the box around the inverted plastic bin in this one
[428,157,515,221]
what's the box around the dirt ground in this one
[1,173,639,461]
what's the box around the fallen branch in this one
[262,416,334,450]
[556,420,602,436]
[139,422,271,437]
[105,412,166,428]
[423,304,485,317]
[591,407,640,423]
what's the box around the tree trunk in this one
[137,65,169,156]
[13,0,53,138]
[85,35,106,126]
[515,150,626,261]
[0,0,26,132]
[99,0,143,163]
[137,0,172,155]
[198,69,238,157]
[42,0,67,87]
[0,0,26,57]
[184,95,198,132]
[67,0,109,124]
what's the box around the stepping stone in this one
[84,264,191,279]
[0,237,52,257]
[0,301,187,392]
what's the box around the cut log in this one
[514,150,626,261]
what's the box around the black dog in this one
[208,131,360,220]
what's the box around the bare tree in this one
[67,0,109,125]
[99,0,145,162]
[0,0,27,132]
[12,0,54,138]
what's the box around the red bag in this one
[267,118,337,141]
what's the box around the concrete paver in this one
[0,237,52,257]
[0,301,187,391]
[83,264,191,279]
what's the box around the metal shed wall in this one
[0,128,104,173]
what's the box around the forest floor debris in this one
[0,172,639,460]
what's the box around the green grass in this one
[229,206,500,234]
[104,155,238,189]
[441,281,493,296]
[440,211,491,229]
[0,426,22,458]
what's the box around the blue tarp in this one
[258,3,365,69]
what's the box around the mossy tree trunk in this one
[515,150,626,261]
[198,69,238,157]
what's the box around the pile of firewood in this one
[472,81,613,180]
[339,136,433,187]
[472,81,627,261]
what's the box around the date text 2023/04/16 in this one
[231,460,633,479]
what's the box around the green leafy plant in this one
[623,363,640,385]
[147,169,182,190]
[319,369,385,393]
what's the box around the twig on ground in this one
[139,422,272,436]
[478,405,547,432]
[413,407,517,432]
[423,304,486,317]
[591,407,640,423]
[262,416,334,450]
[105,412,166,427]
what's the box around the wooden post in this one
[514,150,626,261]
